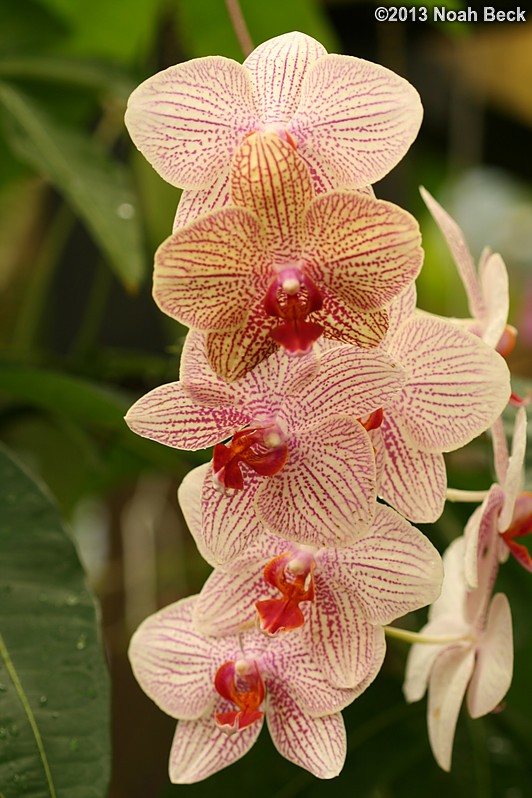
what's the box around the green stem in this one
[225,0,253,56]
[0,633,57,798]
[384,626,473,645]
[446,488,489,503]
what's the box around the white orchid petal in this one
[464,485,505,590]
[467,593,513,718]
[479,253,510,348]
[388,316,510,453]
[499,406,527,531]
[178,464,216,566]
[403,616,467,703]
[420,187,484,320]
[427,646,476,772]
[169,705,262,783]
[290,55,422,188]
[125,57,256,189]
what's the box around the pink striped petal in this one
[179,331,239,407]
[178,464,217,567]
[128,596,231,720]
[206,306,278,382]
[378,413,447,523]
[420,187,484,319]
[467,593,513,718]
[388,316,511,453]
[198,470,264,565]
[303,192,422,312]
[153,207,268,331]
[125,57,257,190]
[255,416,376,547]
[308,577,386,688]
[125,382,249,450]
[499,406,527,531]
[480,253,509,348]
[427,647,476,771]
[193,538,284,636]
[279,345,405,431]
[244,32,326,124]
[384,283,417,341]
[289,55,422,189]
[322,505,443,625]
[464,485,505,590]
[173,175,230,231]
[230,133,313,259]
[317,291,389,348]
[266,691,346,779]
[169,703,262,783]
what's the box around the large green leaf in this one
[0,83,145,291]
[0,444,111,797]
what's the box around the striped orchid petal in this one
[125,57,257,190]
[321,505,443,625]
[307,579,386,689]
[467,593,513,719]
[288,54,422,189]
[153,206,268,331]
[279,344,405,432]
[315,291,389,348]
[128,597,234,720]
[230,132,313,258]
[255,416,376,547]
[498,406,527,532]
[173,175,229,231]
[266,687,346,779]
[377,414,447,523]
[180,465,264,565]
[387,315,510,453]
[125,382,250,451]
[206,307,278,382]
[169,705,262,783]
[464,485,505,590]
[303,191,423,312]
[243,32,327,124]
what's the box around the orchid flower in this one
[129,596,361,781]
[421,187,517,357]
[153,132,423,380]
[403,532,513,772]
[126,330,406,552]
[125,31,423,228]
[371,309,511,523]
[180,498,442,689]
[464,406,531,582]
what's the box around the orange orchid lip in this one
[213,425,288,492]
[256,550,316,635]
[214,659,265,733]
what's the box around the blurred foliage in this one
[0,0,531,797]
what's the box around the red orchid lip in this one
[214,659,265,733]
[213,425,288,492]
[256,550,315,635]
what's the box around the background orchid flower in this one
[153,132,423,380]
[403,534,513,772]
[129,596,359,781]
[421,187,517,357]
[125,31,423,228]
[181,501,441,689]
[464,406,531,582]
[126,330,406,551]
[373,313,511,522]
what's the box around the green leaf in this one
[0,83,146,291]
[0,444,111,797]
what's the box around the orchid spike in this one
[183,485,442,688]
[404,532,513,772]
[125,31,423,227]
[465,407,531,581]
[129,596,359,781]
[369,311,511,523]
[153,132,423,380]
[421,187,517,356]
[127,330,406,551]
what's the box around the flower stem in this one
[225,0,253,57]
[384,626,472,645]
[446,488,489,503]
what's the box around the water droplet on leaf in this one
[76,634,87,651]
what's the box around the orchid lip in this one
[212,424,288,493]
[256,549,316,635]
[214,658,265,734]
